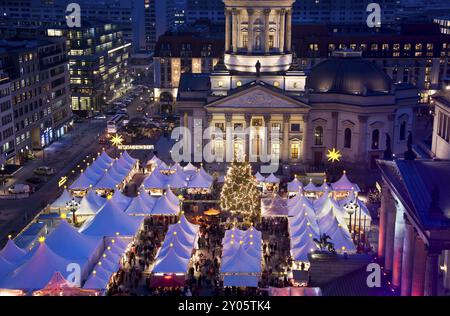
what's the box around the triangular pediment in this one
[206,83,310,109]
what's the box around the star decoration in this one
[110,134,124,147]
[327,148,342,163]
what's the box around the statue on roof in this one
[404,131,417,160]
[383,133,393,160]
[255,60,261,77]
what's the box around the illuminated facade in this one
[47,23,132,115]
[176,0,419,169]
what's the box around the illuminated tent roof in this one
[166,170,188,189]
[287,177,303,192]
[220,244,261,274]
[158,237,193,260]
[125,189,156,215]
[315,196,347,232]
[110,190,132,211]
[83,165,105,183]
[289,210,320,238]
[338,192,371,218]
[0,242,85,290]
[290,237,319,262]
[98,151,114,165]
[77,190,106,216]
[165,188,181,207]
[109,161,130,177]
[331,172,361,192]
[183,162,197,177]
[0,239,27,264]
[45,220,103,261]
[324,217,356,253]
[166,224,197,246]
[261,194,288,217]
[142,168,168,189]
[152,247,190,274]
[33,271,99,296]
[121,151,137,166]
[91,156,112,171]
[177,215,199,236]
[254,172,265,182]
[264,173,280,183]
[187,171,213,189]
[146,154,162,167]
[69,172,98,190]
[0,256,14,279]
[82,273,109,290]
[79,200,142,237]
[50,189,80,210]
[304,179,320,192]
[318,180,331,192]
[198,166,213,182]
[287,195,315,217]
[151,194,180,215]
[93,172,121,190]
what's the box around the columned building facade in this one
[176,0,418,170]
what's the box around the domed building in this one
[176,0,418,169]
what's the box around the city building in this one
[47,23,132,116]
[431,90,450,159]
[291,23,450,103]
[185,0,225,24]
[0,70,14,165]
[0,37,72,164]
[153,24,224,110]
[0,0,157,53]
[291,0,400,26]
[175,0,419,170]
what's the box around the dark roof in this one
[178,73,211,92]
[154,33,224,58]
[378,159,450,230]
[306,56,392,95]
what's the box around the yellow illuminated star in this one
[327,148,342,163]
[110,134,124,147]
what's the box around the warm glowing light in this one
[110,134,124,147]
[38,236,46,243]
[326,148,342,163]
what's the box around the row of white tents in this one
[151,216,200,275]
[220,227,262,287]
[287,192,361,262]
[0,217,134,291]
[51,186,181,217]
[286,172,361,195]
[143,155,213,191]
[69,151,138,191]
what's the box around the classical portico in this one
[223,0,295,73]
[378,160,450,296]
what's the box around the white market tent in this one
[165,187,181,207]
[94,170,122,190]
[221,243,261,274]
[77,189,106,216]
[177,215,199,236]
[187,171,213,189]
[110,190,132,211]
[254,172,266,183]
[183,163,197,177]
[166,171,188,189]
[331,171,361,192]
[82,272,109,290]
[0,242,86,290]
[264,173,280,184]
[98,151,114,165]
[198,166,213,182]
[142,168,168,189]
[318,181,331,192]
[0,256,14,279]
[261,194,288,217]
[79,200,143,237]
[152,247,190,274]
[151,194,180,216]
[83,165,105,183]
[45,220,103,262]
[304,179,320,192]
[125,189,157,215]
[122,151,137,166]
[69,172,98,190]
[0,239,27,264]
[287,177,303,193]
[49,189,80,210]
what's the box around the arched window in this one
[344,128,352,148]
[372,129,380,149]
[400,121,406,141]
[314,126,323,146]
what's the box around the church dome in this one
[306,51,392,95]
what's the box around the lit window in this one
[291,143,300,160]
[236,81,242,87]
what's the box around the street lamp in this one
[344,200,358,242]
[66,198,80,225]
[0,164,6,194]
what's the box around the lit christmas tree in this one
[220,159,261,221]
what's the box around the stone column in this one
[225,113,233,162]
[301,114,309,163]
[331,111,339,148]
[279,9,286,53]
[247,9,254,54]
[232,9,238,53]
[286,9,292,52]
[401,220,416,296]
[384,188,397,273]
[378,180,389,259]
[245,114,252,160]
[411,236,427,296]
[264,9,271,54]
[225,9,231,52]
[392,207,406,288]
[424,252,440,296]
[264,114,271,160]
[358,115,368,163]
[444,250,450,290]
[282,114,290,162]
